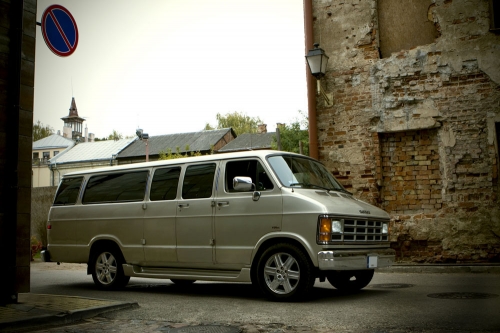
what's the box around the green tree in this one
[107,130,123,141]
[272,111,309,155]
[205,111,263,136]
[32,120,54,141]
[203,123,215,131]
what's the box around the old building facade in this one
[311,0,500,262]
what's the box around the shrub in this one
[31,235,42,261]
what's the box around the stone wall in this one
[312,0,500,262]
[31,187,57,247]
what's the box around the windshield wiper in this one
[289,183,334,191]
[330,188,353,195]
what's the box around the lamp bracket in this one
[317,80,333,106]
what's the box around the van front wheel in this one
[326,269,374,292]
[256,243,314,301]
[91,248,130,290]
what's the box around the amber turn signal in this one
[319,218,331,242]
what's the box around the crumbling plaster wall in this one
[313,0,500,262]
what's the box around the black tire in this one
[327,269,374,292]
[170,279,196,285]
[90,247,130,290]
[256,243,315,302]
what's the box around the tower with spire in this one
[61,97,85,140]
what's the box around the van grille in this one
[329,218,389,243]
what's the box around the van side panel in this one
[47,206,79,262]
[77,202,145,264]
[143,200,177,265]
[213,158,283,266]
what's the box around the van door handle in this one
[178,203,189,209]
[217,201,229,207]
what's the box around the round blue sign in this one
[41,5,78,57]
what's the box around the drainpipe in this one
[50,163,55,186]
[303,0,319,160]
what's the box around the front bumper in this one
[318,248,395,270]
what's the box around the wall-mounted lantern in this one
[305,43,332,105]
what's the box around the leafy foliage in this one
[158,146,203,160]
[271,111,309,155]
[107,129,123,141]
[31,235,42,261]
[33,120,54,141]
[205,111,263,136]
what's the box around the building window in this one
[490,0,500,31]
[42,152,50,160]
[33,152,39,159]
[378,0,438,57]
[53,151,59,156]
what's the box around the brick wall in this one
[380,130,442,214]
[312,0,500,263]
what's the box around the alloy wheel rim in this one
[264,252,300,294]
[96,252,117,285]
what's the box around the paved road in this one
[29,261,500,332]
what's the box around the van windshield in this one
[268,155,348,193]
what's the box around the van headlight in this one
[318,216,343,243]
[382,223,388,234]
[331,220,343,233]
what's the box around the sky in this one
[34,0,308,139]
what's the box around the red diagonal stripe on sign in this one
[48,9,74,52]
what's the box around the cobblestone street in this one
[28,316,492,333]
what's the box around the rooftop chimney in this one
[257,124,267,134]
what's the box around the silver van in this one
[43,150,395,301]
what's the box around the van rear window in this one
[150,167,181,201]
[53,177,83,206]
[82,171,148,204]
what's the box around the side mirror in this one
[233,176,261,201]
[233,176,253,192]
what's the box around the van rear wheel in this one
[326,269,374,292]
[91,248,130,290]
[256,243,314,301]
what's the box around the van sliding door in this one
[143,166,181,265]
[176,162,218,265]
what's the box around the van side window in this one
[182,163,216,199]
[53,177,83,205]
[150,167,181,201]
[82,171,148,204]
[225,160,274,192]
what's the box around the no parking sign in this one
[41,5,78,57]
